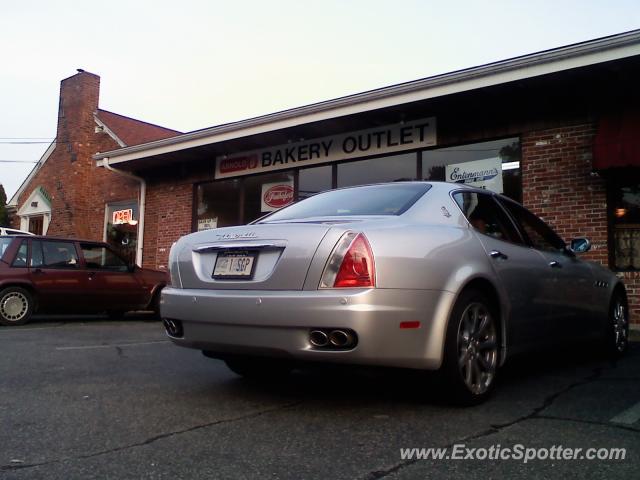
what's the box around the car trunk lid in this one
[176,223,334,290]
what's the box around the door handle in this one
[88,272,95,279]
[549,261,562,268]
[33,268,44,274]
[489,250,508,260]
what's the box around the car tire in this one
[0,286,34,326]
[224,356,293,380]
[150,290,162,320]
[603,291,629,358]
[441,289,499,406]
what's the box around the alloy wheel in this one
[612,297,628,353]
[457,302,498,395]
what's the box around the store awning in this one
[593,108,640,169]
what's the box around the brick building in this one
[8,70,180,263]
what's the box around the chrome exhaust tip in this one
[329,329,353,348]
[163,318,183,338]
[309,330,329,347]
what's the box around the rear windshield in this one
[0,237,14,259]
[260,183,431,222]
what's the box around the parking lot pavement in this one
[0,318,638,479]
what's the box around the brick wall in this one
[142,179,194,271]
[12,71,139,239]
[522,123,639,324]
[522,124,608,263]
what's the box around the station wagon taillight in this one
[320,232,375,288]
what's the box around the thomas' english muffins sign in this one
[261,181,294,212]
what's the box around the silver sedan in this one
[161,182,628,404]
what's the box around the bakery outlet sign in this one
[215,117,436,179]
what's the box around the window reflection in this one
[196,179,241,230]
[299,165,332,200]
[337,153,417,188]
[422,138,521,202]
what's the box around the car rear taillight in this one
[320,232,375,288]
[167,242,181,288]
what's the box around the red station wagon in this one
[0,235,167,326]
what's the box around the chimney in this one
[56,70,100,157]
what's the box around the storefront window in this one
[196,179,242,230]
[299,165,332,200]
[337,152,417,188]
[244,171,294,223]
[422,138,521,202]
[611,180,640,270]
[196,139,522,230]
[105,201,138,264]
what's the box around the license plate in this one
[213,251,257,279]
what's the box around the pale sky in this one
[1,0,639,201]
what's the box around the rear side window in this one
[261,183,431,222]
[453,191,522,244]
[30,240,79,269]
[498,199,565,252]
[0,237,12,259]
[80,244,128,272]
[11,241,28,267]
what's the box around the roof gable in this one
[96,109,181,147]
[17,186,52,216]
[7,142,56,207]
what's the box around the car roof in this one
[0,228,33,234]
[0,234,109,245]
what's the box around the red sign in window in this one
[263,185,294,209]
[112,209,133,225]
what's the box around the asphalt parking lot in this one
[0,317,638,479]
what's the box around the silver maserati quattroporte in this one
[160,182,628,404]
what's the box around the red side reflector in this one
[399,321,421,329]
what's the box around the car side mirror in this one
[569,237,591,254]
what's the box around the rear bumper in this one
[160,287,456,370]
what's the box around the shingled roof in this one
[96,109,181,146]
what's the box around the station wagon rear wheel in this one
[0,287,34,326]
[442,289,499,405]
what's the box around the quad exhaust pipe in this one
[163,318,184,338]
[329,329,354,347]
[309,328,357,349]
[309,330,329,347]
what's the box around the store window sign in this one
[216,117,436,179]
[112,209,136,225]
[261,181,294,212]
[198,217,218,231]
[445,158,503,193]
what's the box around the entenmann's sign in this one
[215,117,436,178]
[445,157,503,193]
